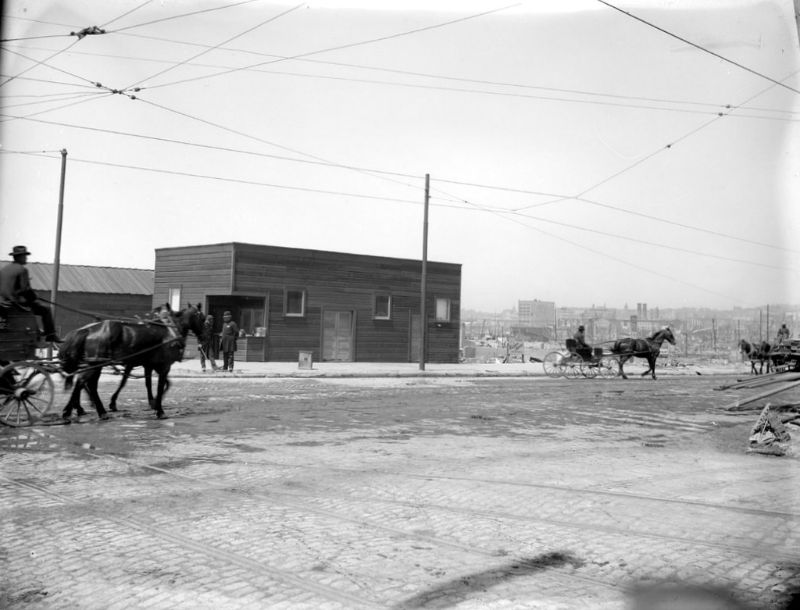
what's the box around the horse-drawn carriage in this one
[542,327,677,380]
[0,304,205,427]
[768,339,800,373]
[542,339,620,379]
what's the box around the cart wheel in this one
[598,356,619,379]
[0,362,55,427]
[580,359,599,378]
[542,352,566,378]
[564,353,583,378]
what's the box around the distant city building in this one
[517,299,555,327]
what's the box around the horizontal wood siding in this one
[155,243,460,363]
[154,245,234,308]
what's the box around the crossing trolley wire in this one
[596,0,800,96]
[135,3,522,92]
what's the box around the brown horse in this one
[738,339,772,375]
[59,306,204,420]
[611,327,676,380]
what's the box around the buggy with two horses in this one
[0,304,204,426]
[542,327,677,380]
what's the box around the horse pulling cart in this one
[542,339,620,379]
[1,304,204,427]
[541,327,677,381]
[0,309,59,426]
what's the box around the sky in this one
[2,0,800,313]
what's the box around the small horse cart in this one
[542,339,620,379]
[769,339,800,374]
[0,308,59,426]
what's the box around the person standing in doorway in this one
[199,314,218,372]
[219,311,239,372]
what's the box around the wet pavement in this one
[1,366,799,609]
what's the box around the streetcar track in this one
[2,474,382,609]
[12,427,623,594]
[15,425,799,570]
[19,424,798,520]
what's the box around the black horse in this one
[738,339,772,375]
[59,306,204,420]
[611,327,676,380]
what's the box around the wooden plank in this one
[723,380,800,410]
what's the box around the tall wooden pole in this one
[48,149,67,358]
[419,173,429,371]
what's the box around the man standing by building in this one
[199,314,218,372]
[0,245,62,343]
[219,311,239,372]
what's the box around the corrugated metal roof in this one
[0,262,153,295]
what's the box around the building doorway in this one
[322,310,354,361]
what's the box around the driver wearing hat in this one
[0,245,62,343]
[573,324,592,361]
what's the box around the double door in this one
[322,310,353,361]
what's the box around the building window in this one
[168,288,181,311]
[284,289,306,317]
[374,294,391,320]
[435,297,451,322]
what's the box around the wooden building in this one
[0,262,153,335]
[154,243,461,363]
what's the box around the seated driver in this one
[573,325,593,361]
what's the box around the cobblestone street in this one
[2,372,799,609]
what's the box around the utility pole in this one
[48,149,67,358]
[766,304,770,342]
[419,173,429,371]
[712,318,717,352]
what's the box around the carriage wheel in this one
[542,352,566,378]
[598,356,620,379]
[563,353,583,379]
[580,359,599,379]
[0,362,55,427]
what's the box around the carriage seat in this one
[0,306,41,362]
[565,338,578,353]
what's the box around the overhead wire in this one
[137,3,521,91]
[0,39,83,88]
[99,0,153,28]
[97,29,800,119]
[0,90,108,110]
[2,2,792,292]
[107,0,266,34]
[123,2,305,90]
[4,145,790,275]
[434,183,752,305]
[0,92,115,123]
[596,0,800,96]
[2,97,791,253]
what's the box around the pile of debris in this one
[717,372,800,456]
[747,403,795,456]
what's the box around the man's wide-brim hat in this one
[10,245,31,256]
[223,311,232,316]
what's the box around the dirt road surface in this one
[2,372,799,609]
